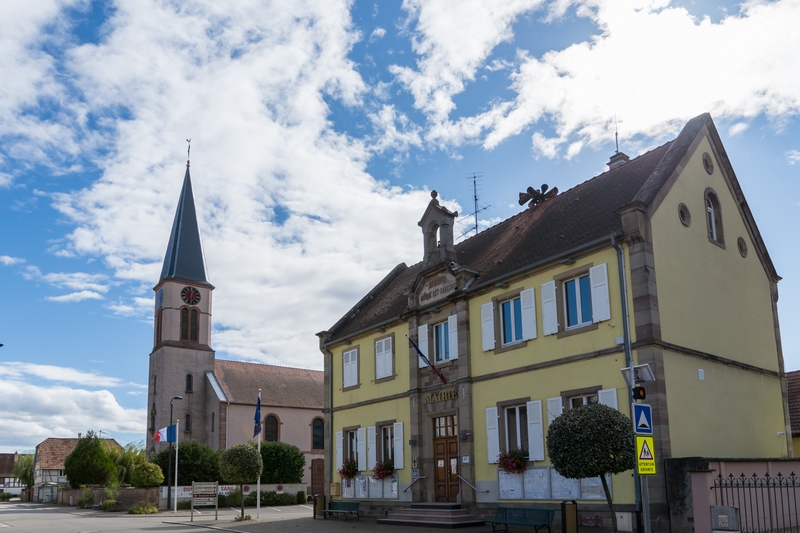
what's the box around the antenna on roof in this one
[614,114,619,154]
[461,173,490,238]
[186,138,191,168]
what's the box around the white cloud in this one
[45,290,104,302]
[0,255,25,266]
[370,27,387,41]
[23,266,109,293]
[728,122,750,136]
[0,362,127,388]
[788,150,800,165]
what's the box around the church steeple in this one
[159,165,208,284]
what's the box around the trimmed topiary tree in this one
[64,430,118,488]
[219,444,263,519]
[546,402,636,533]
[131,461,164,509]
[259,442,306,484]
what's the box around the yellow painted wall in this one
[468,247,634,378]
[331,323,410,408]
[663,352,788,458]
[650,136,779,371]
[472,355,636,503]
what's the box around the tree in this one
[259,442,305,484]
[151,441,222,485]
[131,461,164,507]
[546,403,636,533]
[107,441,145,485]
[219,444,263,518]
[12,454,34,500]
[63,430,118,488]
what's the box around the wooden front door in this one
[311,458,324,496]
[433,414,459,502]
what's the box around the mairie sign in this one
[636,436,656,476]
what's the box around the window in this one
[542,263,610,336]
[265,415,279,442]
[156,309,163,344]
[211,412,215,433]
[335,426,366,471]
[564,274,592,329]
[380,424,394,461]
[569,392,598,409]
[433,321,450,362]
[347,430,358,463]
[705,189,724,245]
[185,374,193,393]
[418,316,458,368]
[367,422,405,470]
[481,288,536,352]
[486,400,544,463]
[375,336,394,381]
[547,387,618,425]
[343,347,359,388]
[312,418,324,449]
[185,414,191,432]
[180,308,199,341]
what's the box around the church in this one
[146,159,325,494]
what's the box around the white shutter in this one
[357,427,367,471]
[547,396,563,424]
[375,340,384,379]
[336,431,343,470]
[590,263,611,323]
[486,407,500,463]
[393,422,404,469]
[367,426,377,471]
[448,314,458,360]
[343,349,358,387]
[481,302,495,351]
[526,400,544,461]
[376,338,391,379]
[598,388,618,409]
[541,281,558,335]
[520,288,537,340]
[417,325,429,368]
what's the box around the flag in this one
[408,335,447,384]
[154,424,177,443]
[253,394,262,438]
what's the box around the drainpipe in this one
[611,235,644,526]
[324,346,335,496]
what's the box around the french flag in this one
[153,424,177,443]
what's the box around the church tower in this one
[146,160,215,455]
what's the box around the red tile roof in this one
[0,453,17,477]
[214,359,323,409]
[35,438,121,470]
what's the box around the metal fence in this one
[712,473,800,532]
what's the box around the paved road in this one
[0,501,452,533]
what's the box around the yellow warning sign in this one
[636,436,656,476]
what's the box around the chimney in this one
[607,151,630,169]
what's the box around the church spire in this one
[159,165,209,284]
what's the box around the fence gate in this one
[712,473,800,532]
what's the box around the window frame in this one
[481,287,536,354]
[264,414,279,442]
[184,413,191,432]
[705,188,725,248]
[185,374,193,393]
[497,397,530,454]
[180,307,200,342]
[312,418,324,450]
[342,345,360,390]
[374,334,395,383]
[433,321,451,363]
[542,263,610,338]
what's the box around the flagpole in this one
[257,389,261,520]
[174,420,180,513]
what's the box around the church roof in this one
[322,113,779,344]
[159,166,209,284]
[214,359,324,409]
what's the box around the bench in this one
[322,500,360,521]
[485,507,555,533]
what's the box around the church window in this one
[185,414,192,432]
[190,309,199,341]
[312,418,324,449]
[211,412,215,433]
[265,415,279,442]
[156,309,163,344]
[185,374,193,393]
[181,308,189,340]
[705,188,724,246]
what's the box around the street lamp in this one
[167,395,183,511]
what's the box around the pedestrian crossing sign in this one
[632,403,653,435]
[636,436,656,476]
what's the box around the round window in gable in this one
[678,203,691,227]
[702,152,714,175]
[737,237,748,258]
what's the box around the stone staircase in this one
[377,502,485,529]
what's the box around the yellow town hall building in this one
[317,113,789,532]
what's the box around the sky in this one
[1,0,799,453]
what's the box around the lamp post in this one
[167,395,182,511]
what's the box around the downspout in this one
[324,346,335,495]
[611,235,642,516]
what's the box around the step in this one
[377,503,485,529]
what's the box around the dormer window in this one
[705,189,724,246]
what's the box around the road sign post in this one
[191,481,218,521]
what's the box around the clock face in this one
[181,286,201,305]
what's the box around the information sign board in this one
[636,436,656,476]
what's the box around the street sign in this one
[633,403,653,435]
[636,436,656,476]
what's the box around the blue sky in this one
[1,0,799,453]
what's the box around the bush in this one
[217,493,228,507]
[151,441,222,485]
[259,490,296,506]
[177,499,192,510]
[226,488,242,508]
[296,491,306,504]
[131,462,163,488]
[244,491,258,507]
[64,430,118,488]
[260,442,306,483]
[0,493,13,501]
[77,486,93,508]
[128,502,158,514]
